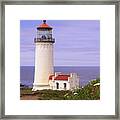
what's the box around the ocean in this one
[20,66,100,87]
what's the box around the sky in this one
[20,20,100,66]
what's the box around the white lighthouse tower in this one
[32,20,55,91]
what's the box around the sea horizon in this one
[20,65,100,67]
[20,66,100,87]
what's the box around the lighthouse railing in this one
[34,38,55,43]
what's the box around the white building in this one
[49,72,80,90]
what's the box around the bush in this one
[38,89,72,100]
[64,79,100,100]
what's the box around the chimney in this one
[55,72,61,77]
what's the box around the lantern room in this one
[34,20,55,43]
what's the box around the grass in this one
[20,78,100,100]
[20,87,32,95]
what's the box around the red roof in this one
[37,20,52,29]
[49,75,54,80]
[49,74,70,81]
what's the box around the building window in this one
[56,82,59,89]
[64,83,67,90]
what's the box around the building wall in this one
[49,80,70,90]
[69,73,80,89]
[33,42,54,90]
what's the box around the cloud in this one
[20,20,100,66]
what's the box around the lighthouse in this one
[32,20,55,91]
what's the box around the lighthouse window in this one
[41,35,46,39]
[48,34,52,39]
[37,34,41,38]
[56,82,59,89]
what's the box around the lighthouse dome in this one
[35,20,55,43]
[37,20,52,29]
